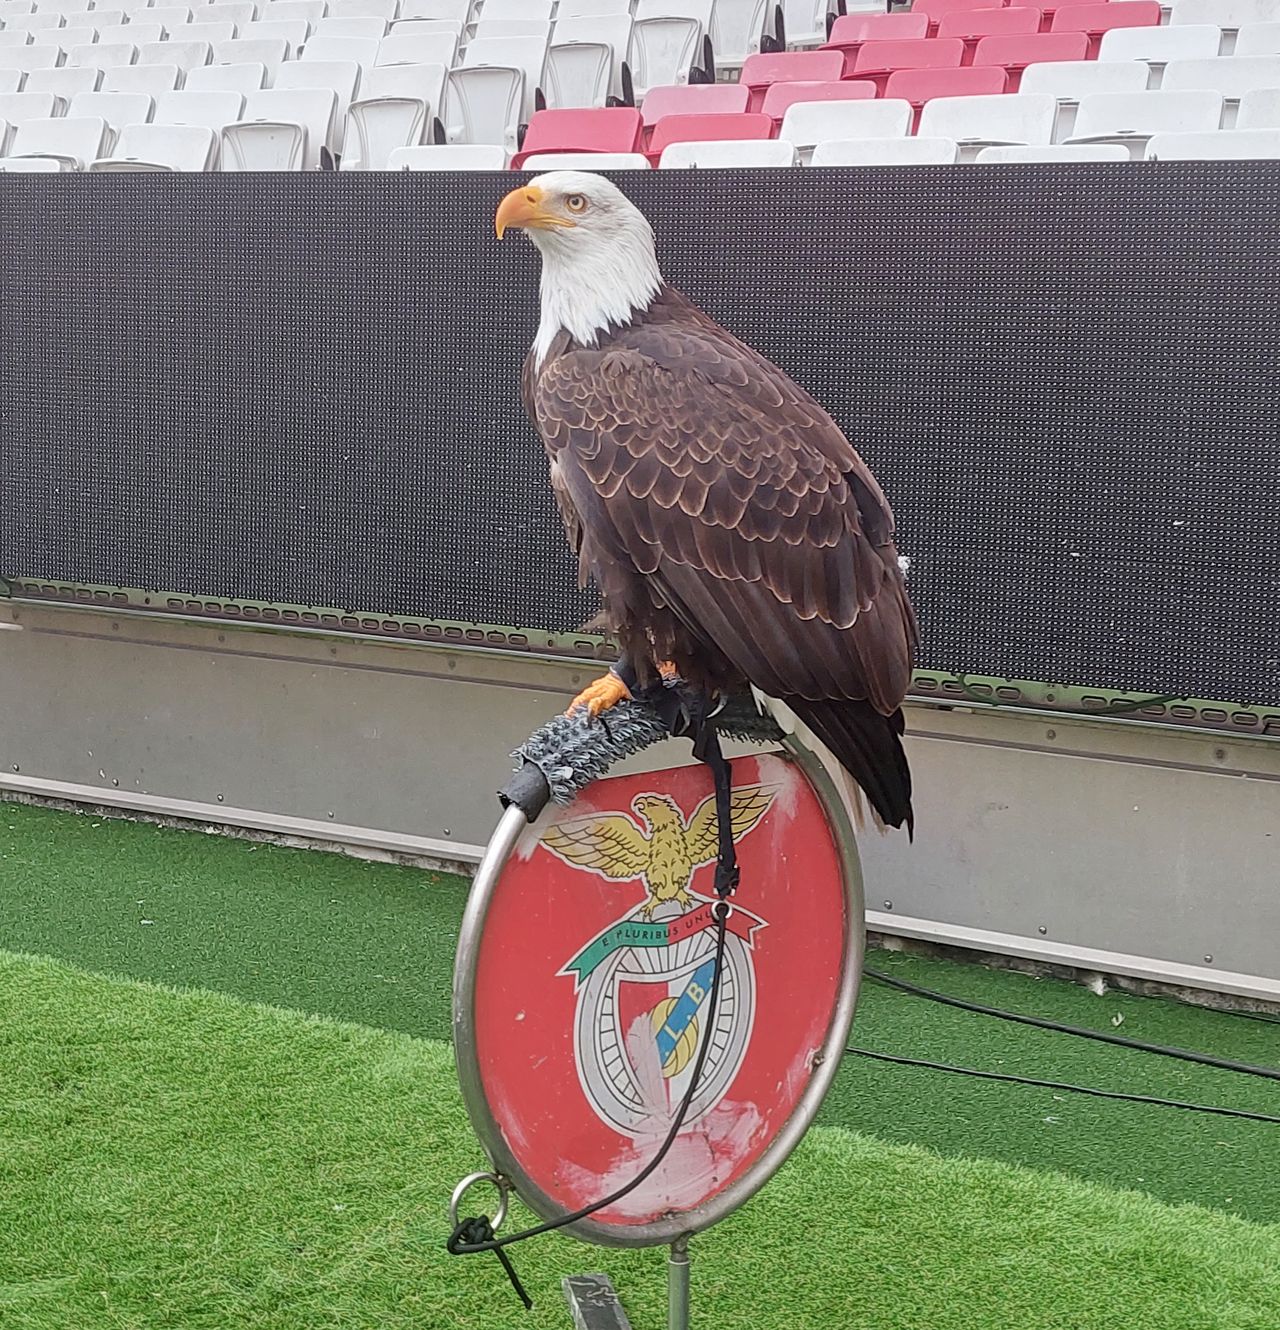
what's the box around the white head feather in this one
[517,171,664,368]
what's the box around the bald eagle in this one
[496,172,917,833]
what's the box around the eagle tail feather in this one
[783,698,914,839]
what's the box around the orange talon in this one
[566,672,631,718]
[656,660,679,682]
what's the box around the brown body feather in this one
[523,285,918,831]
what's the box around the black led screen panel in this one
[2,168,1278,706]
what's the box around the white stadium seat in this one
[26,66,103,98]
[329,0,399,20]
[558,0,631,11]
[56,26,98,49]
[139,41,213,72]
[303,35,381,65]
[1236,87,1280,127]
[398,0,468,21]
[263,0,326,25]
[342,60,443,169]
[5,12,60,32]
[659,137,797,167]
[220,84,335,167]
[1170,0,1276,51]
[461,33,546,116]
[204,2,258,27]
[0,71,21,95]
[275,55,358,152]
[918,93,1057,159]
[471,20,552,43]
[1162,57,1280,125]
[185,61,267,92]
[29,0,82,14]
[778,0,836,50]
[377,28,458,68]
[212,37,290,79]
[629,0,711,97]
[544,14,630,106]
[69,90,154,148]
[10,114,109,167]
[0,33,35,49]
[69,42,138,68]
[710,0,771,71]
[976,143,1132,161]
[780,99,913,154]
[103,64,182,96]
[386,141,506,168]
[477,0,551,21]
[0,90,58,126]
[442,63,523,150]
[0,153,65,169]
[2,43,61,72]
[1066,89,1224,157]
[1146,127,1280,158]
[1020,59,1152,140]
[1097,25,1222,73]
[313,17,388,40]
[147,6,194,28]
[1236,22,1280,56]
[811,136,959,165]
[90,120,216,169]
[99,23,163,45]
[240,19,310,48]
[521,150,650,168]
[155,86,245,146]
[184,23,240,44]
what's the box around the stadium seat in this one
[99,22,163,46]
[303,35,381,66]
[276,59,359,152]
[139,41,213,74]
[1066,88,1224,156]
[461,34,547,120]
[10,114,108,168]
[918,91,1056,158]
[1238,87,1280,127]
[852,38,966,97]
[330,0,399,20]
[1236,22,1280,57]
[937,6,1044,58]
[220,85,336,168]
[510,105,642,168]
[739,50,844,111]
[377,28,459,67]
[0,35,33,51]
[240,20,311,50]
[976,141,1131,159]
[543,14,631,107]
[1051,2,1161,59]
[387,142,506,167]
[69,42,139,69]
[90,121,216,169]
[342,62,442,170]
[25,66,102,98]
[884,65,1008,128]
[911,0,1014,36]
[399,0,470,18]
[1145,126,1280,158]
[973,32,1088,90]
[0,90,57,127]
[709,0,771,71]
[1169,0,1275,50]
[779,0,843,50]
[68,89,153,147]
[102,64,182,96]
[779,97,913,156]
[2,43,60,72]
[1163,57,1280,126]
[640,82,750,128]
[1097,24,1222,73]
[154,88,244,166]
[4,13,60,33]
[645,110,773,165]
[56,27,98,50]
[478,0,553,21]
[628,0,709,99]
[0,154,64,170]
[659,137,797,167]
[315,18,390,41]
[760,79,876,127]
[0,72,20,96]
[441,65,524,152]
[811,134,959,164]
[823,12,931,76]
[520,150,650,168]
[185,63,267,93]
[265,0,326,25]
[147,6,194,30]
[183,23,239,46]
[213,39,291,82]
[559,0,632,15]
[1021,56,1148,137]
[204,2,258,26]
[472,20,553,43]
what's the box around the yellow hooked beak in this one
[495,185,576,239]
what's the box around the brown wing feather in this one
[530,287,916,713]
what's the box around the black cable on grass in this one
[864,969,1280,1083]
[847,1048,1280,1124]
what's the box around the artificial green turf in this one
[2,950,1279,1330]
[2,799,1279,1223]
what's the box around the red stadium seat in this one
[739,50,845,112]
[1037,0,1104,32]
[852,37,965,96]
[760,79,877,125]
[912,0,1011,36]
[936,6,1042,61]
[639,82,750,129]
[822,12,930,75]
[1051,1,1161,56]
[884,65,1009,130]
[972,30,1088,89]
[645,112,774,165]
[511,107,643,169]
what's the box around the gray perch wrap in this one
[499,686,785,820]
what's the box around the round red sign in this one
[458,746,861,1246]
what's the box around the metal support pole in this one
[668,1235,690,1330]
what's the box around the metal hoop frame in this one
[451,733,866,1249]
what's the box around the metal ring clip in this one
[449,1170,511,1231]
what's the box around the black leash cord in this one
[448,906,730,1260]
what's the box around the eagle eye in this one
[565,194,588,214]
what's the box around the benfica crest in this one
[467,753,853,1233]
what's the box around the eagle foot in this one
[566,672,631,718]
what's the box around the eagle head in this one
[631,792,683,830]
[495,171,663,361]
